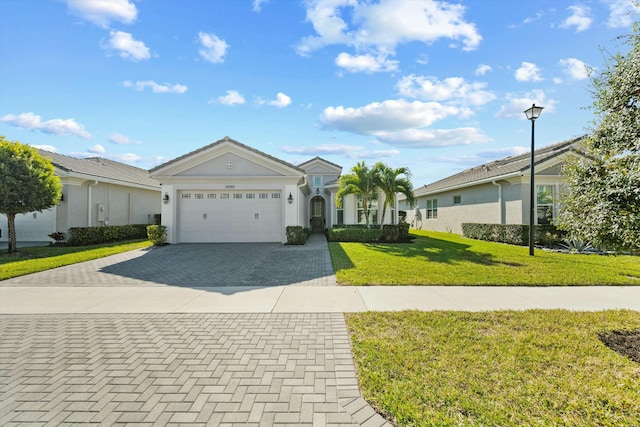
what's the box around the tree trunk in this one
[7,212,17,254]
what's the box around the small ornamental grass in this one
[346,310,640,427]
[330,230,640,285]
[0,240,151,280]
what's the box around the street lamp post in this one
[524,104,544,256]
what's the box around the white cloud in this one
[108,133,140,145]
[89,144,106,154]
[432,146,528,165]
[0,112,91,139]
[33,145,58,153]
[374,127,491,147]
[123,80,188,94]
[559,58,589,80]
[605,0,638,28]
[217,90,246,106]
[102,31,150,61]
[515,62,543,82]
[281,143,400,159]
[560,5,593,32]
[494,90,557,119]
[321,99,469,135]
[397,75,496,106]
[335,52,399,73]
[267,92,292,108]
[475,64,492,76]
[66,0,137,28]
[198,32,229,63]
[296,0,481,71]
[253,0,269,12]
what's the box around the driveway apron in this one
[0,235,390,426]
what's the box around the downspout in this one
[492,180,503,224]
[297,176,307,226]
[88,180,98,226]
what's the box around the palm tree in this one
[373,162,416,224]
[336,161,378,228]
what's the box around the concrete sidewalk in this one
[2,285,639,314]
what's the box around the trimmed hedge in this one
[67,224,149,246]
[461,223,566,247]
[328,222,410,243]
[286,226,309,245]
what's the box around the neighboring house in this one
[0,150,161,244]
[150,136,400,244]
[400,136,585,234]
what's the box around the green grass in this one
[346,310,640,426]
[330,230,640,285]
[0,240,152,280]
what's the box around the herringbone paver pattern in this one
[0,313,389,426]
[1,234,336,287]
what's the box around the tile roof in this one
[149,136,306,175]
[414,136,586,196]
[38,149,159,188]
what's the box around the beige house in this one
[400,136,584,234]
[0,150,161,244]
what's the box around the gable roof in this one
[298,156,343,172]
[149,136,305,176]
[414,135,586,197]
[38,149,159,189]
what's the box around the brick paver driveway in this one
[1,234,337,287]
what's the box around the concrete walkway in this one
[1,234,638,426]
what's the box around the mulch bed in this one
[599,330,640,363]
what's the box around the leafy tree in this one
[336,161,378,228]
[558,26,640,251]
[373,162,416,224]
[0,137,62,253]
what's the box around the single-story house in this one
[400,136,585,234]
[150,136,400,244]
[0,150,161,244]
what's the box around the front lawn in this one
[0,240,151,280]
[347,310,640,426]
[330,230,640,285]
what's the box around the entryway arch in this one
[310,196,326,233]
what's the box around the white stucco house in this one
[0,149,161,244]
[150,136,400,244]
[400,136,585,234]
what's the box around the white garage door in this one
[177,190,282,243]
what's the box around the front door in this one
[310,196,325,232]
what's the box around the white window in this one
[233,193,242,199]
[181,193,191,199]
[426,199,437,219]
[207,193,216,199]
[220,193,230,199]
[225,161,233,169]
[195,193,204,200]
[537,185,555,225]
[271,193,281,199]
[259,193,269,199]
[246,193,255,199]
[357,196,378,225]
[314,176,322,187]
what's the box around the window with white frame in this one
[314,176,322,187]
[426,198,438,219]
[537,185,555,225]
[357,196,378,225]
[336,197,344,225]
[181,193,191,199]
[453,195,461,205]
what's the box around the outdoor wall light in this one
[163,192,170,204]
[316,187,320,195]
[288,193,293,204]
[524,103,544,256]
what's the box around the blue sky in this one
[0,0,637,187]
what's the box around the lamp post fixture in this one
[524,103,544,256]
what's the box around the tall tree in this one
[0,137,62,253]
[336,161,378,228]
[558,25,640,251]
[373,162,416,224]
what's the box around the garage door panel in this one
[178,191,282,243]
